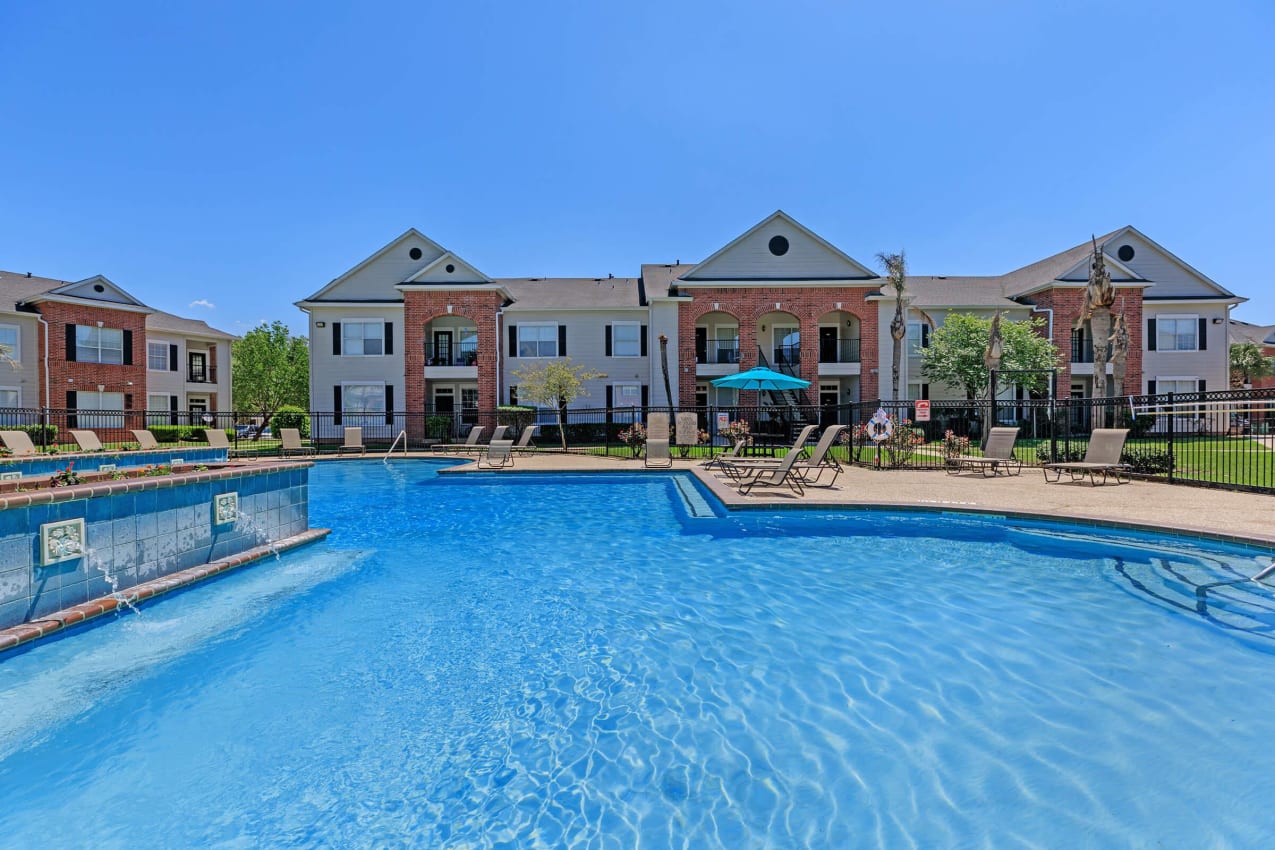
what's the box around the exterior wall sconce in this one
[316,321,326,328]
[1211,318,1223,324]
[760,325,767,332]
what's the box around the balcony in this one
[1070,340,1112,364]
[425,340,478,367]
[818,338,860,364]
[695,340,740,365]
[187,366,218,384]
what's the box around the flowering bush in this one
[618,421,647,456]
[723,420,751,444]
[942,430,971,460]
[697,429,711,445]
[50,461,81,487]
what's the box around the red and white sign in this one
[914,400,931,422]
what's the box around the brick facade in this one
[37,303,148,435]
[1026,287,1144,398]
[676,286,879,404]
[403,289,504,438]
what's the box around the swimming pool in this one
[1,460,1273,848]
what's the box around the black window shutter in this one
[123,393,132,410]
[1198,318,1207,350]
[558,325,567,356]
[65,324,77,362]
[922,383,930,400]
[1198,379,1207,393]
[385,385,395,425]
[170,395,179,426]
[641,385,649,408]
[640,325,648,356]
[123,329,133,365]
[605,386,613,407]
[1147,380,1157,395]
[332,322,342,355]
[508,325,517,357]
[333,386,343,425]
[384,322,394,355]
[605,325,612,356]
[922,325,930,347]
[169,344,178,371]
[66,390,77,428]
[509,386,518,406]
[1147,318,1157,351]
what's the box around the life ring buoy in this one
[867,409,894,443]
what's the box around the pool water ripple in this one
[0,461,1273,848]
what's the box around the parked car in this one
[235,424,273,440]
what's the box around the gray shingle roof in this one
[641,264,697,296]
[998,229,1133,296]
[1229,320,1275,347]
[902,276,1024,309]
[146,310,236,339]
[0,270,72,313]
[500,277,642,310]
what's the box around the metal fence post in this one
[1166,392,1175,484]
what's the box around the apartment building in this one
[0,271,233,425]
[297,212,1242,437]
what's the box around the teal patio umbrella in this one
[711,366,811,391]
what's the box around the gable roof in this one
[402,251,492,285]
[0,270,153,314]
[998,229,1136,296]
[1230,319,1275,347]
[146,311,236,340]
[680,210,876,281]
[303,228,447,301]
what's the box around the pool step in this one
[672,474,716,518]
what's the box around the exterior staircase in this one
[756,348,818,431]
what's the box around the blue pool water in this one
[1,460,1274,848]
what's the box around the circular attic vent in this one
[768,235,790,256]
[445,264,455,273]
[93,284,105,292]
[409,247,423,260]
[1117,244,1135,262]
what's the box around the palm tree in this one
[1110,310,1130,398]
[877,251,907,400]
[1077,238,1116,423]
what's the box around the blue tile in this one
[109,494,136,521]
[28,587,64,619]
[0,507,29,537]
[0,566,29,606]
[0,535,31,570]
[136,512,157,542]
[112,517,136,546]
[0,598,28,630]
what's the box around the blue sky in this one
[3,1,1273,335]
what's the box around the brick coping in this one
[0,528,331,655]
[0,459,313,512]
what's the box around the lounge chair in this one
[203,428,231,449]
[645,435,672,468]
[489,425,509,443]
[730,447,807,497]
[280,428,316,457]
[717,424,846,487]
[477,439,515,469]
[714,423,817,482]
[702,438,747,472]
[1043,428,1131,485]
[675,412,699,458]
[513,425,538,453]
[131,429,159,450]
[0,431,38,456]
[430,425,485,453]
[647,412,670,442]
[945,427,1022,477]
[69,429,105,452]
[339,427,366,455]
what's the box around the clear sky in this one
[3,1,1273,336]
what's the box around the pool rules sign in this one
[914,400,931,422]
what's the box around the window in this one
[1156,316,1198,352]
[0,324,18,361]
[148,342,171,371]
[341,383,386,413]
[518,324,558,358]
[906,381,929,401]
[74,391,125,428]
[76,325,124,364]
[147,394,172,425]
[612,383,642,408]
[1156,377,1198,396]
[907,322,930,355]
[342,321,384,356]
[0,387,19,407]
[612,323,640,357]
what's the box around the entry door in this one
[188,351,207,382]
[819,386,839,427]
[819,327,838,363]
[433,331,453,366]
[434,388,455,414]
[695,327,707,364]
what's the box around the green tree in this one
[1230,341,1274,387]
[921,313,1059,399]
[232,321,309,436]
[512,357,604,451]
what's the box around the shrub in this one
[1121,448,1174,475]
[148,425,184,444]
[425,415,454,440]
[271,405,309,438]
[1036,444,1087,464]
[496,406,536,435]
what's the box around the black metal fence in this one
[2,388,1273,492]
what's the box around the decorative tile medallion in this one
[98,464,117,472]
[171,458,185,466]
[213,492,238,525]
[0,471,20,481]
[40,518,86,566]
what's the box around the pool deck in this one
[393,451,1275,549]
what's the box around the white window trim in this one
[0,385,21,407]
[75,325,125,364]
[341,380,387,414]
[517,322,559,359]
[611,321,641,358]
[906,321,928,355]
[147,339,173,371]
[340,318,386,358]
[612,381,642,407]
[0,323,20,362]
[1152,314,1199,353]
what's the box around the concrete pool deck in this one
[396,451,1275,549]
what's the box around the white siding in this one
[308,306,404,412]
[1144,303,1231,394]
[684,219,871,281]
[1105,232,1228,298]
[647,300,682,407]
[504,309,650,408]
[0,315,42,407]
[410,256,488,284]
[315,233,443,301]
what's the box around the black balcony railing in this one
[1070,341,1113,364]
[187,366,217,383]
[424,340,478,367]
[773,344,801,366]
[696,340,740,364]
[818,338,861,364]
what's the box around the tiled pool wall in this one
[0,447,228,479]
[0,462,310,630]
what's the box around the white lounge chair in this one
[731,447,806,497]
[339,427,366,455]
[1043,428,1131,485]
[645,436,672,468]
[280,428,316,457]
[0,431,38,456]
[431,425,485,454]
[69,429,105,452]
[946,427,1022,477]
[513,425,538,453]
[131,429,160,450]
[477,439,515,469]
